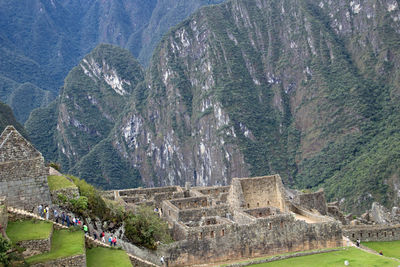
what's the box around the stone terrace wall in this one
[294,189,328,215]
[31,254,86,267]
[343,224,400,242]
[18,235,52,256]
[163,215,343,266]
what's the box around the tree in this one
[124,206,172,249]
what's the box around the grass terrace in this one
[86,247,132,267]
[363,240,400,259]
[249,248,399,267]
[7,220,53,242]
[47,175,77,191]
[26,229,85,264]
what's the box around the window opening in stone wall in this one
[221,229,225,236]
[384,232,387,237]
[269,223,272,230]
[206,220,210,225]
[352,234,355,238]
[211,231,214,238]
[267,201,270,205]
[259,213,262,217]
[178,203,182,209]
[368,233,371,237]
[247,203,250,208]
[377,233,379,237]
[360,233,362,238]
[257,202,259,207]
[203,212,206,217]
[392,232,395,236]
[199,232,203,239]
[168,210,171,216]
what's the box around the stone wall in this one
[228,175,288,211]
[244,207,281,218]
[0,158,51,211]
[118,186,178,197]
[294,189,328,215]
[18,236,52,256]
[169,197,209,210]
[30,254,86,267]
[343,224,400,242]
[0,126,52,211]
[163,215,343,266]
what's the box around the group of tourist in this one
[37,204,119,247]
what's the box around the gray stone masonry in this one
[0,126,51,211]
[30,254,86,267]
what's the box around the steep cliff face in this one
[27,0,400,212]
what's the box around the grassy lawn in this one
[7,220,52,242]
[87,247,132,267]
[26,229,85,264]
[363,240,400,259]
[47,175,76,191]
[250,248,399,267]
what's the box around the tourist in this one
[61,212,66,225]
[101,232,105,242]
[379,251,383,256]
[53,209,59,223]
[38,204,43,217]
[83,224,88,235]
[108,236,112,246]
[44,206,49,220]
[356,238,360,247]
[66,214,70,227]
[72,216,76,226]
[93,232,98,240]
[160,256,165,266]
[112,236,117,246]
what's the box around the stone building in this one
[0,126,51,210]
[110,175,344,266]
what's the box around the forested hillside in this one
[27,0,400,213]
[0,0,225,122]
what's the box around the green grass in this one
[363,240,400,259]
[47,175,77,191]
[7,220,53,242]
[249,248,399,267]
[26,229,85,264]
[86,247,132,267]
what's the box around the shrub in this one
[124,206,172,249]
[0,236,12,265]
[48,162,61,171]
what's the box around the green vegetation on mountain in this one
[0,101,27,138]
[0,0,225,121]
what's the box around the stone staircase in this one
[7,207,159,267]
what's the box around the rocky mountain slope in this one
[27,0,400,213]
[0,0,225,122]
[0,101,27,138]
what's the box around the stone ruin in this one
[107,175,345,266]
[0,126,52,211]
[3,124,400,266]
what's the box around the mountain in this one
[0,101,27,138]
[27,0,400,213]
[0,0,225,122]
